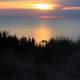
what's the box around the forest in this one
[0,31,80,80]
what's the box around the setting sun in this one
[33,4,52,10]
[0,2,59,10]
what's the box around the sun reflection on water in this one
[33,26,55,43]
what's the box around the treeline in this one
[0,30,80,65]
[0,31,80,80]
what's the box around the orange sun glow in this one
[0,2,58,10]
[34,26,55,43]
[33,4,53,10]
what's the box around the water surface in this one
[0,19,80,42]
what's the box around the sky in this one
[0,0,80,42]
[0,0,80,19]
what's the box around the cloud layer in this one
[0,0,80,19]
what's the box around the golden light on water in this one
[1,26,55,44]
[34,26,55,43]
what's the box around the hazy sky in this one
[0,0,80,42]
[0,0,80,19]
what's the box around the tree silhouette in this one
[0,30,80,80]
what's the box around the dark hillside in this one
[0,31,80,80]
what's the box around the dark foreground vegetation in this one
[0,31,80,80]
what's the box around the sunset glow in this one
[34,26,54,43]
[0,2,33,9]
[33,4,53,10]
[0,2,58,10]
[39,16,64,19]
[63,6,80,10]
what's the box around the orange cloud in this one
[63,6,80,10]
[39,16,64,19]
[0,1,60,9]
[0,2,33,9]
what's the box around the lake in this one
[0,19,80,42]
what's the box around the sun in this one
[33,4,52,10]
